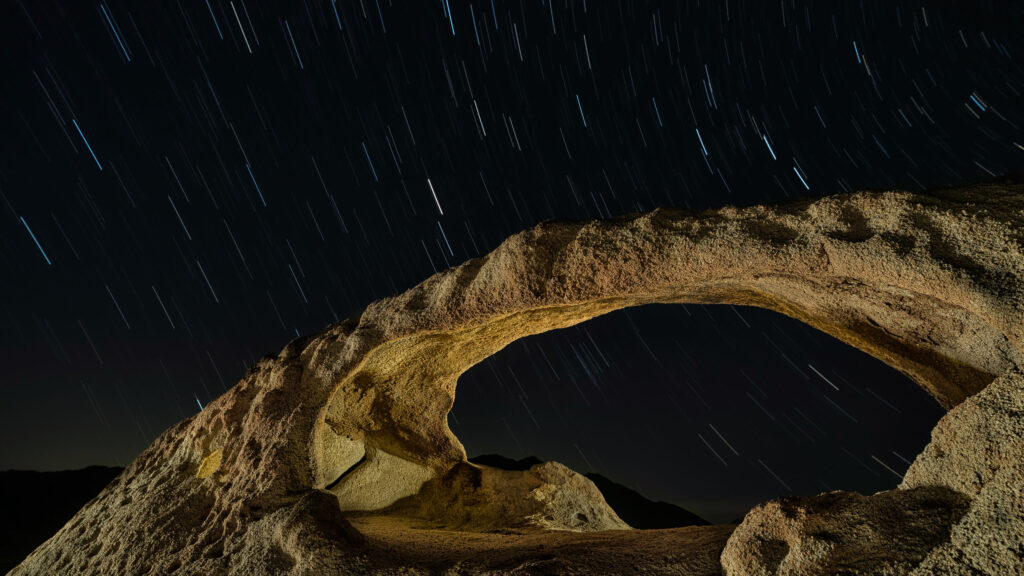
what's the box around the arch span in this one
[317,182,1023,505]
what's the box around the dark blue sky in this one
[0,0,1019,521]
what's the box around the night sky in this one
[1,1,1020,524]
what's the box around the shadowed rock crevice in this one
[10,177,1024,575]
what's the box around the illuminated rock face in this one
[11,177,1024,575]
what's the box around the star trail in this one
[0,1,1020,522]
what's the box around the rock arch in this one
[315,180,1021,506]
[12,177,1024,575]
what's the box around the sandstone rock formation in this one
[10,176,1024,575]
[720,486,972,575]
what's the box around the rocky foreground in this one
[11,177,1024,575]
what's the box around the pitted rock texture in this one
[901,369,1024,575]
[10,177,1024,576]
[720,487,971,575]
[377,460,631,532]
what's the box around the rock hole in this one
[451,303,944,526]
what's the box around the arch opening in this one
[316,276,1006,520]
[449,302,946,525]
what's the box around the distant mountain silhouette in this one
[582,472,709,529]
[0,466,123,573]
[469,454,709,529]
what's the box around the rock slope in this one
[10,176,1024,575]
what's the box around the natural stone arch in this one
[315,181,1022,505]
[11,176,1024,576]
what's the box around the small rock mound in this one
[721,487,970,575]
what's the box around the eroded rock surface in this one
[379,460,630,532]
[10,177,1024,575]
[720,487,971,575]
[902,369,1024,575]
